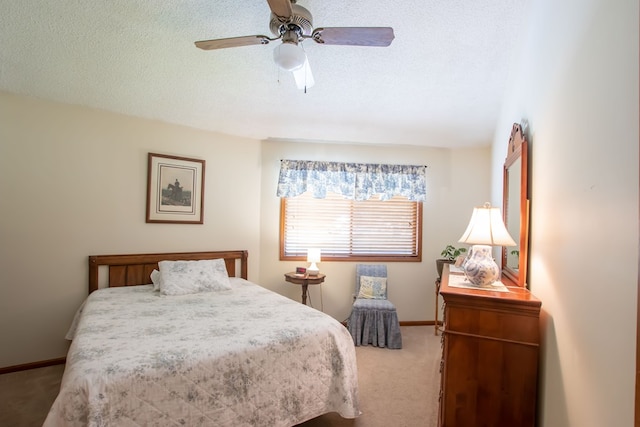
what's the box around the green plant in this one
[440,245,467,261]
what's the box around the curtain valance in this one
[277,160,427,201]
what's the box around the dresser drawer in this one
[444,303,539,345]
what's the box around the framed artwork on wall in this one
[146,152,205,224]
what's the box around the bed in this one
[44,250,360,426]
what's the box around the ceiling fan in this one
[194,0,395,90]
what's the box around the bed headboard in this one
[88,250,248,293]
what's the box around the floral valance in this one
[277,160,427,201]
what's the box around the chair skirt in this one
[347,302,402,349]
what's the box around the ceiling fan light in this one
[273,42,306,71]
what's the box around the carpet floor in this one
[0,326,441,427]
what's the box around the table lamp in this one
[458,202,516,287]
[307,248,321,276]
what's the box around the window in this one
[280,191,422,261]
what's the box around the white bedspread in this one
[44,278,360,426]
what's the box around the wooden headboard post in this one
[88,250,248,293]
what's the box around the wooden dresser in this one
[438,265,541,427]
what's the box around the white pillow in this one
[157,259,231,296]
[357,275,387,299]
[150,269,162,291]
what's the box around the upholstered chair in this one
[347,264,402,349]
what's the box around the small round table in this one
[284,272,326,305]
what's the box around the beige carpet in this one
[0,326,440,427]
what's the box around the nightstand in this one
[284,272,326,305]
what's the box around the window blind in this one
[281,191,422,261]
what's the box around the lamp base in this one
[461,245,500,287]
[307,262,319,276]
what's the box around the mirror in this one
[502,123,529,287]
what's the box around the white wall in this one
[0,92,262,368]
[492,0,639,425]
[258,140,491,324]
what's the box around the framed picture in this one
[146,153,205,224]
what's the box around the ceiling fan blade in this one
[311,27,395,47]
[293,57,315,91]
[195,35,272,50]
[266,0,293,20]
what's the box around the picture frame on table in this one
[146,152,205,224]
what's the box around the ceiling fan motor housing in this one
[269,3,313,40]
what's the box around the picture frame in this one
[146,153,205,224]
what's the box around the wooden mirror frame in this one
[502,123,529,287]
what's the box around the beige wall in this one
[0,92,262,367]
[492,0,639,425]
[259,140,491,323]
[0,92,491,368]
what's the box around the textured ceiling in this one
[0,0,528,147]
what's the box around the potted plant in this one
[436,245,467,278]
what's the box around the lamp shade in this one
[273,42,306,71]
[458,202,516,247]
[307,248,321,263]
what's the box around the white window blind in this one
[280,191,422,261]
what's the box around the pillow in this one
[150,269,162,291]
[357,275,387,299]
[157,259,232,296]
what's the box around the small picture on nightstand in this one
[295,267,307,276]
